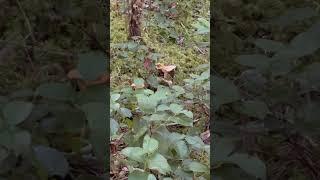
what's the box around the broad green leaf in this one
[0,129,31,155]
[76,85,107,104]
[235,54,272,72]
[148,153,171,174]
[3,101,33,126]
[120,107,132,118]
[213,138,235,163]
[294,62,320,90]
[236,100,269,119]
[169,103,183,114]
[212,77,240,108]
[228,154,266,180]
[33,145,69,178]
[183,160,209,173]
[77,52,106,80]
[192,18,209,34]
[110,118,119,136]
[185,136,205,150]
[36,83,74,101]
[254,39,285,52]
[136,94,157,113]
[134,78,145,88]
[111,94,120,102]
[270,7,318,28]
[169,114,193,127]
[174,140,189,158]
[157,104,170,111]
[147,174,157,180]
[143,134,159,154]
[168,132,186,143]
[81,103,107,165]
[128,171,153,180]
[181,110,193,118]
[172,85,185,96]
[121,147,146,163]
[289,21,320,57]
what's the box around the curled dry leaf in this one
[156,63,176,72]
[200,130,210,144]
[67,69,82,80]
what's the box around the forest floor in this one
[110,0,210,179]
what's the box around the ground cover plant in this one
[213,0,320,179]
[0,1,109,179]
[110,0,210,179]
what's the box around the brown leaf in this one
[67,69,82,80]
[156,63,176,72]
[200,130,210,144]
[143,57,152,70]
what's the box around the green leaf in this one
[76,85,107,104]
[169,103,184,114]
[134,78,145,88]
[235,54,272,72]
[185,136,205,150]
[128,171,149,180]
[77,52,106,80]
[169,114,193,126]
[81,103,107,165]
[228,154,266,180]
[143,134,159,154]
[183,160,209,173]
[120,107,132,118]
[181,110,193,118]
[111,94,120,102]
[121,147,146,163]
[157,104,170,111]
[0,129,31,155]
[33,145,69,178]
[270,7,318,28]
[212,77,240,108]
[174,140,189,158]
[36,83,74,101]
[289,21,320,57]
[254,39,285,52]
[148,153,171,174]
[147,174,157,180]
[3,101,33,126]
[172,85,185,96]
[136,94,157,113]
[236,100,269,119]
[192,18,210,34]
[110,118,119,136]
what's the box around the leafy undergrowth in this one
[0,1,108,180]
[213,1,320,179]
[111,0,210,179]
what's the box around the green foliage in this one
[214,1,320,179]
[112,64,210,179]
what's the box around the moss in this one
[110,0,210,86]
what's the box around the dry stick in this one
[16,0,37,73]
[15,0,36,43]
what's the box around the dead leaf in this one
[200,130,210,144]
[67,69,82,80]
[156,63,176,72]
[143,57,152,71]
